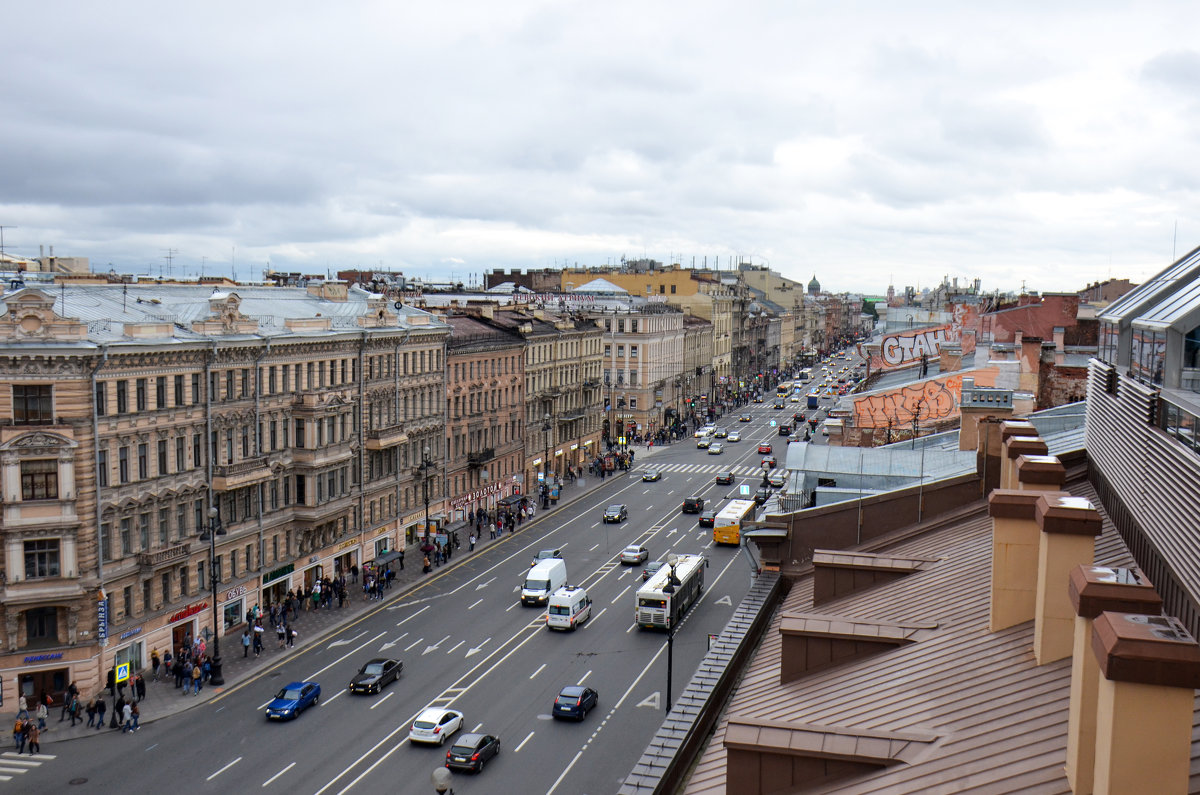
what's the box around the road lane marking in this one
[590,607,608,623]
[403,637,424,652]
[529,663,546,679]
[589,543,599,551]
[369,692,394,710]
[506,601,520,611]
[514,731,535,753]
[447,640,464,654]
[468,598,484,610]
[546,751,583,795]
[322,688,346,706]
[207,757,242,781]
[393,605,430,625]
[326,630,367,649]
[380,632,408,651]
[472,723,483,733]
[262,762,295,787]
[611,585,630,604]
[305,632,387,681]
[577,670,592,685]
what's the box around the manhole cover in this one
[70,778,88,786]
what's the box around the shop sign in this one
[339,540,357,550]
[169,602,208,624]
[97,594,108,643]
[224,585,248,601]
[262,563,294,585]
[376,526,390,536]
[119,627,143,640]
[24,653,64,663]
[450,481,503,509]
[570,443,578,451]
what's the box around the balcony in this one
[467,448,495,468]
[212,456,272,491]
[291,493,358,526]
[137,542,192,573]
[366,423,408,450]
[290,442,354,468]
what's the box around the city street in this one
[26,397,799,795]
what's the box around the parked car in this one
[530,548,563,567]
[266,681,321,720]
[642,469,661,482]
[620,544,649,565]
[698,509,717,528]
[757,443,773,454]
[553,686,599,721]
[642,561,665,581]
[603,504,628,523]
[715,470,735,485]
[409,707,465,745]
[348,659,402,695]
[682,496,705,513]
[445,732,500,773]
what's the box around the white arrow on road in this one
[475,576,496,591]
[422,635,451,655]
[327,630,367,649]
[465,637,491,657]
[380,632,408,651]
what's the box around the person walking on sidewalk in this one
[85,698,97,728]
[150,649,161,681]
[288,627,297,648]
[134,674,146,703]
[121,701,133,732]
[242,630,251,657]
[469,533,476,551]
[60,681,78,722]
[129,702,140,732]
[35,700,48,732]
[191,662,202,695]
[94,697,106,730]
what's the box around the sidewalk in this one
[34,442,678,745]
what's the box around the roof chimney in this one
[1016,454,1066,492]
[1064,566,1162,795]
[1090,612,1200,794]
[1034,495,1102,665]
[987,489,1067,632]
[1002,435,1048,490]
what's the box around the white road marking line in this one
[257,698,272,710]
[394,605,430,625]
[577,669,592,685]
[369,692,395,710]
[529,663,546,679]
[611,584,630,604]
[506,601,520,611]
[589,543,599,551]
[2,752,53,760]
[322,688,346,705]
[207,756,242,781]
[514,731,535,753]
[447,640,464,654]
[403,637,424,652]
[591,607,608,623]
[546,751,583,794]
[0,767,29,774]
[472,722,484,733]
[468,598,483,610]
[262,761,295,787]
[305,631,388,681]
[626,622,637,633]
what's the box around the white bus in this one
[635,553,706,630]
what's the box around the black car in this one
[682,496,705,514]
[698,509,717,528]
[715,470,735,485]
[553,685,599,721]
[445,732,500,773]
[603,504,628,523]
[348,658,402,694]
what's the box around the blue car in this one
[266,681,320,720]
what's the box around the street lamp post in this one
[200,507,227,686]
[662,553,682,712]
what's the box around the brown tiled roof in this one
[681,481,1163,795]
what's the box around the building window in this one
[161,571,171,603]
[120,518,132,555]
[20,459,58,501]
[192,373,201,405]
[193,433,202,468]
[176,437,185,471]
[136,378,147,411]
[95,382,107,416]
[139,512,150,550]
[630,345,638,359]
[157,439,168,476]
[158,507,170,545]
[118,447,130,483]
[180,565,189,596]
[24,607,57,645]
[175,375,185,406]
[142,579,152,613]
[116,381,128,413]
[98,450,109,488]
[630,398,638,410]
[138,443,148,480]
[23,540,60,579]
[13,385,53,424]
[156,377,167,409]
[100,523,112,560]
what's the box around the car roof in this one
[454,733,485,745]
[559,685,587,695]
[623,544,643,551]
[283,681,311,689]
[362,658,391,665]
[417,707,457,720]
[606,503,624,509]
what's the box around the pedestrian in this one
[398,550,404,571]
[253,631,263,657]
[288,627,297,648]
[85,698,97,728]
[202,657,212,684]
[469,533,476,551]
[242,630,251,657]
[94,697,106,730]
[61,681,78,721]
[151,649,161,681]
[27,723,39,755]
[277,624,286,648]
[68,693,80,727]
[35,700,48,731]
[17,695,28,720]
[422,555,431,573]
[111,696,123,729]
[163,649,172,681]
[12,717,24,751]
[121,700,133,733]
[16,721,29,754]
[130,702,140,732]
[191,662,202,695]
[134,674,146,703]
[350,564,358,584]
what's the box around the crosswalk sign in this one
[739,485,750,496]
[769,420,777,427]
[116,662,130,683]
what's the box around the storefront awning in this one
[372,550,404,567]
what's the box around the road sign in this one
[739,485,750,496]
[116,662,130,684]
[769,420,776,427]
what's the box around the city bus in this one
[712,499,757,545]
[776,380,793,397]
[635,553,706,630]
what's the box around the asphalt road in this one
[30,401,803,795]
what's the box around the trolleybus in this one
[635,553,706,630]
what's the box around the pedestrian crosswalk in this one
[637,462,764,477]
[0,751,55,782]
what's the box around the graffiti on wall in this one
[852,368,997,429]
[867,302,980,371]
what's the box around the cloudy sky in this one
[4,1,1199,294]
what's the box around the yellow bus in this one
[712,499,758,545]
[776,380,793,397]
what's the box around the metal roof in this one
[1132,276,1200,331]
[1099,244,1200,325]
[680,480,1175,794]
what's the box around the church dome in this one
[807,274,821,294]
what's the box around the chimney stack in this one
[1091,612,1200,794]
[1064,566,1161,794]
[1002,435,1048,490]
[1034,495,1102,664]
[987,489,1066,631]
[1016,454,1066,492]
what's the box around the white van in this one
[523,558,568,606]
[546,585,591,630]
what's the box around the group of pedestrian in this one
[361,564,395,600]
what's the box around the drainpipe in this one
[253,337,270,580]
[89,343,109,650]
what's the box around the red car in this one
[757,443,772,454]
[761,456,777,469]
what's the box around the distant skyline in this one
[4,2,1199,295]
